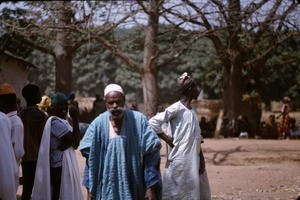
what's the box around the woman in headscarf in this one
[277,96,291,139]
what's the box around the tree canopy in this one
[1,0,299,120]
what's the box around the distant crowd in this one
[200,96,299,140]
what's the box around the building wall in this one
[0,55,29,107]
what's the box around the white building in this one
[0,52,36,107]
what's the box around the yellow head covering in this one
[37,95,51,109]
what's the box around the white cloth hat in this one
[104,84,124,96]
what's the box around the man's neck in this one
[180,97,192,109]
[110,117,123,133]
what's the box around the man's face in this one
[52,101,69,119]
[189,83,200,100]
[104,91,125,120]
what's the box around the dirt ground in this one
[203,138,300,200]
[17,138,300,200]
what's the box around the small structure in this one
[0,52,37,107]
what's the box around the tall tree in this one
[55,1,76,94]
[66,1,194,118]
[163,0,300,121]
[140,0,160,117]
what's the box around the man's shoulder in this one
[171,101,181,107]
[164,101,181,112]
[19,106,44,115]
[92,111,109,123]
[50,117,70,133]
[50,117,62,124]
[125,109,145,118]
[0,111,10,122]
[9,113,23,125]
[19,107,47,121]
[0,112,12,130]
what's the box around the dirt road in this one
[203,138,300,200]
[17,138,300,200]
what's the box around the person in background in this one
[92,93,106,118]
[220,116,233,138]
[125,101,138,111]
[277,96,291,139]
[18,84,47,200]
[157,105,165,113]
[200,116,214,138]
[80,83,162,199]
[37,95,51,117]
[67,92,79,126]
[0,111,18,200]
[0,83,24,193]
[32,92,83,200]
[260,114,279,139]
[16,98,22,113]
[149,72,211,200]
[235,115,251,138]
[68,92,79,109]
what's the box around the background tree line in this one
[1,0,299,124]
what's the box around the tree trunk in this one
[55,2,74,95]
[222,62,244,122]
[222,0,244,123]
[141,0,160,119]
[55,32,73,95]
[142,70,159,119]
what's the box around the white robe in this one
[0,112,17,200]
[8,110,24,191]
[149,101,211,200]
[32,116,83,200]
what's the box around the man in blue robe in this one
[80,84,162,200]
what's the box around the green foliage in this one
[26,50,55,95]
[115,64,142,102]
[172,37,223,99]
[246,35,300,102]
[73,43,118,97]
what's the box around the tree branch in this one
[20,37,55,57]
[59,24,142,73]
[245,32,299,69]
[185,0,212,30]
[210,0,229,24]
[276,1,298,31]
[253,0,282,44]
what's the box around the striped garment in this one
[87,110,162,199]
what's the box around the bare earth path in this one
[203,138,300,200]
[17,138,300,200]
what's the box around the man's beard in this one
[109,107,124,120]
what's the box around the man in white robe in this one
[0,83,24,192]
[0,111,18,200]
[149,72,211,200]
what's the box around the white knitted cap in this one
[104,84,124,96]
